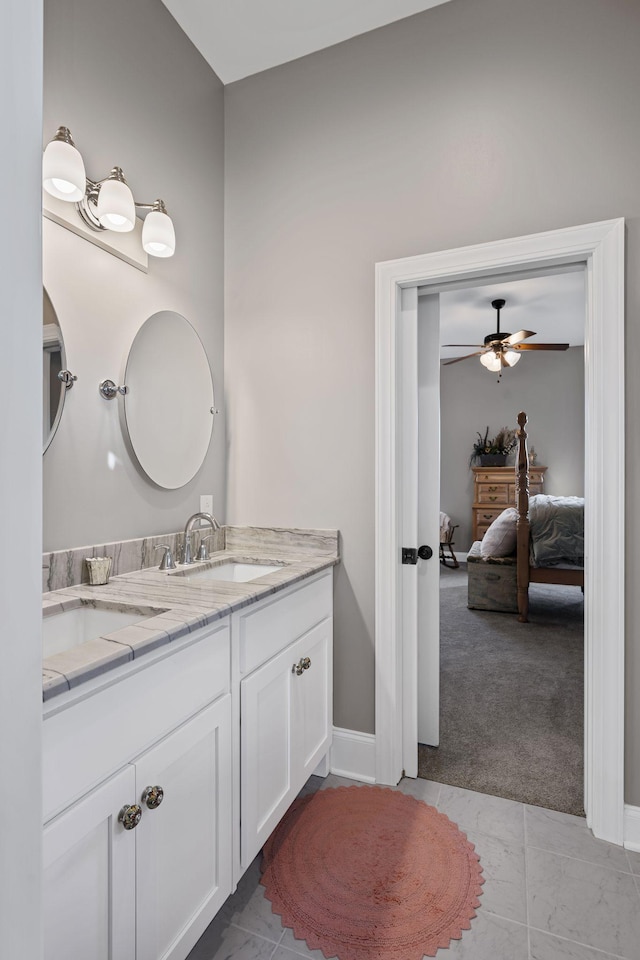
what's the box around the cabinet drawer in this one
[43,620,230,822]
[236,571,332,675]
[477,483,508,503]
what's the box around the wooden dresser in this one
[472,465,547,541]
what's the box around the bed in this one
[515,411,584,622]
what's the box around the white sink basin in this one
[43,606,149,658]
[175,561,285,583]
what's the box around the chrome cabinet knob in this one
[118,804,142,830]
[141,785,164,810]
[292,657,312,676]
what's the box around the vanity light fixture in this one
[42,127,176,258]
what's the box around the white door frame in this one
[374,219,625,844]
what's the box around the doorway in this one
[374,219,625,844]
[419,269,586,814]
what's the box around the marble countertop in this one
[42,531,339,702]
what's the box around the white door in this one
[399,289,441,778]
[417,293,441,747]
[43,766,136,960]
[135,697,233,960]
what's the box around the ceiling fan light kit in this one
[443,298,569,381]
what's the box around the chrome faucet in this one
[181,512,220,564]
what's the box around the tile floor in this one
[186,775,640,960]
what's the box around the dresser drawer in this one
[477,483,508,504]
[475,508,504,528]
[508,481,544,502]
[475,471,508,483]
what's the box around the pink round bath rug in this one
[261,785,484,960]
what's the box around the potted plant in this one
[470,426,517,467]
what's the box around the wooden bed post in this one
[515,411,530,622]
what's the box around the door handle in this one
[418,545,433,560]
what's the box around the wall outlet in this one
[200,494,214,515]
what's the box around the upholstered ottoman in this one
[467,541,518,613]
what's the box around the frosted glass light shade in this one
[97,178,136,232]
[142,210,176,258]
[42,139,86,202]
[480,351,501,372]
[503,350,521,367]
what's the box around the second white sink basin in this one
[43,606,150,658]
[175,561,285,583]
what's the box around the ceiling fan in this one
[442,298,570,374]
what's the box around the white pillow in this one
[481,508,518,558]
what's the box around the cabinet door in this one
[240,619,332,869]
[135,697,233,960]
[43,766,136,960]
[291,618,333,783]
[241,642,294,869]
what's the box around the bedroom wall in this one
[43,0,225,551]
[440,346,585,552]
[224,0,640,801]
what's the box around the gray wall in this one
[224,0,640,800]
[440,347,585,552]
[43,0,225,551]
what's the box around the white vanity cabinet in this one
[43,620,233,960]
[42,564,335,959]
[236,571,333,871]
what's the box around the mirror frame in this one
[43,287,68,455]
[122,311,215,489]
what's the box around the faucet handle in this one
[155,544,176,571]
[196,535,217,562]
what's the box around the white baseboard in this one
[330,727,376,783]
[624,804,640,851]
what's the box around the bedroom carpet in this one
[419,567,584,816]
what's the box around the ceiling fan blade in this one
[441,344,485,348]
[442,351,484,365]
[512,343,570,351]
[504,329,536,346]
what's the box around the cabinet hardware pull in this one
[483,514,493,520]
[141,785,164,810]
[118,804,142,830]
[292,657,312,676]
[489,496,497,501]
[488,486,497,491]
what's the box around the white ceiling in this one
[160,0,453,84]
[435,269,586,362]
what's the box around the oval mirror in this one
[43,288,67,454]
[124,311,214,489]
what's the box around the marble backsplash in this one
[42,528,225,593]
[42,525,339,593]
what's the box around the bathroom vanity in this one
[41,529,337,960]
